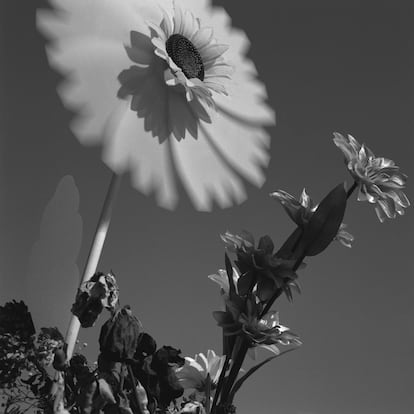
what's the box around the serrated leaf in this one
[302,183,347,256]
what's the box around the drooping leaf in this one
[228,348,298,403]
[302,183,347,256]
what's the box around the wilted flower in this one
[213,295,301,352]
[333,133,410,222]
[72,272,119,328]
[37,0,275,211]
[221,231,299,301]
[99,305,142,361]
[270,188,354,248]
[175,350,226,393]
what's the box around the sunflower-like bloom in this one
[37,0,275,211]
[270,188,354,248]
[213,295,301,354]
[175,349,226,393]
[333,133,410,222]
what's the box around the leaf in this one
[302,183,347,256]
[275,227,303,260]
[228,348,298,403]
[237,271,255,296]
[225,253,236,297]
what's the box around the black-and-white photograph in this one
[1,1,413,413]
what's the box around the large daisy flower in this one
[37,0,275,210]
[333,133,410,222]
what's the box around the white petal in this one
[201,110,271,187]
[214,79,275,125]
[259,344,281,355]
[37,0,146,42]
[195,353,208,373]
[103,104,177,209]
[190,27,214,50]
[170,126,247,211]
[46,38,131,145]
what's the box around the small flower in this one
[221,232,299,301]
[214,295,301,352]
[175,350,225,393]
[270,188,354,248]
[333,132,410,222]
[37,0,275,211]
[208,267,240,295]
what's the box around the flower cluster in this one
[25,1,411,414]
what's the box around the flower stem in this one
[259,287,283,319]
[347,181,358,199]
[219,338,248,408]
[65,172,122,360]
[127,364,144,414]
[211,354,230,414]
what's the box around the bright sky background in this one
[1,1,414,414]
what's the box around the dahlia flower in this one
[37,0,275,210]
[333,133,410,222]
[270,188,354,248]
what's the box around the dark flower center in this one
[166,34,205,81]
